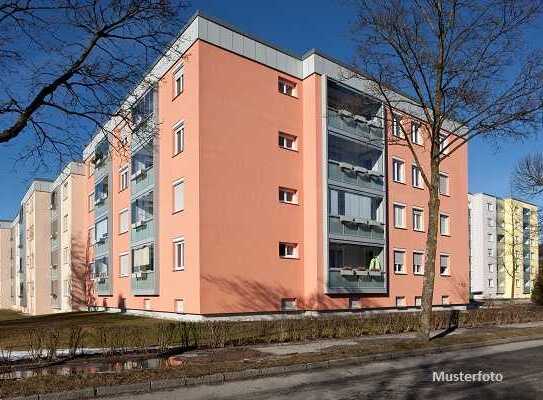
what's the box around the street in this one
[109,339,543,400]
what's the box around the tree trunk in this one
[419,157,441,340]
[511,268,516,300]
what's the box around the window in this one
[173,65,184,97]
[392,159,405,183]
[132,245,153,272]
[281,298,297,311]
[279,242,298,259]
[487,203,494,211]
[487,248,493,257]
[392,114,403,138]
[349,297,362,309]
[412,208,424,231]
[439,173,449,195]
[439,214,450,235]
[396,296,406,307]
[487,218,493,227]
[412,165,423,188]
[120,167,129,191]
[394,204,406,228]
[488,279,494,288]
[488,233,494,242]
[394,250,405,274]
[63,247,69,265]
[95,218,108,243]
[516,279,521,288]
[441,296,450,305]
[278,78,296,97]
[278,132,297,150]
[173,179,185,213]
[411,123,422,144]
[439,134,448,153]
[89,192,95,212]
[173,122,184,156]
[119,209,129,234]
[63,214,68,232]
[175,299,184,313]
[413,252,424,275]
[132,192,153,226]
[488,263,494,273]
[279,187,298,204]
[174,239,185,271]
[415,296,422,307]
[89,161,95,176]
[440,255,450,275]
[88,226,95,246]
[120,253,129,277]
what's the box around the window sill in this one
[172,92,183,101]
[279,200,299,206]
[280,256,299,260]
[413,185,425,191]
[278,146,299,153]
[173,268,185,272]
[278,91,298,99]
[172,209,185,215]
[394,226,408,230]
[392,180,406,185]
[172,150,184,158]
[119,274,129,278]
[440,233,451,237]
[394,271,408,275]
[414,272,425,276]
[440,273,451,277]
[440,193,451,197]
[119,230,128,235]
[119,188,128,193]
[414,228,425,233]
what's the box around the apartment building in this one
[0,221,11,308]
[80,12,469,318]
[469,193,539,300]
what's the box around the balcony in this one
[94,195,109,219]
[131,270,158,295]
[328,270,386,293]
[131,167,155,198]
[328,161,384,192]
[329,215,384,242]
[93,259,111,296]
[328,108,383,144]
[131,218,154,245]
[94,235,109,257]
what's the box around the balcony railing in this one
[131,219,154,245]
[131,167,154,197]
[328,269,386,293]
[131,270,157,295]
[94,196,109,219]
[329,215,385,241]
[94,236,109,257]
[328,161,384,192]
[328,108,383,144]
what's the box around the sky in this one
[0,0,541,219]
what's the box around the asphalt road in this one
[110,339,543,400]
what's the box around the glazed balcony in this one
[131,270,157,296]
[329,215,385,242]
[328,108,383,144]
[328,270,386,293]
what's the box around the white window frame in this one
[441,295,450,305]
[173,64,184,98]
[279,242,298,259]
[439,133,448,153]
[119,166,129,191]
[439,173,449,195]
[412,207,424,232]
[440,254,451,276]
[173,121,184,156]
[279,187,298,204]
[415,296,422,307]
[278,132,297,151]
[278,78,296,97]
[173,178,185,213]
[392,113,403,138]
[173,238,185,271]
[413,251,424,275]
[119,208,129,234]
[412,164,423,188]
[393,203,406,229]
[411,122,422,145]
[175,298,184,313]
[393,249,406,274]
[395,296,406,308]
[392,158,405,183]
[89,192,95,212]
[440,213,450,235]
[119,252,130,277]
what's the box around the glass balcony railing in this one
[328,270,386,293]
[329,215,385,241]
[95,276,111,296]
[94,196,109,219]
[94,237,109,257]
[328,161,384,192]
[131,271,157,295]
[328,108,383,144]
[131,167,154,197]
[131,219,154,244]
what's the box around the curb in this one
[6,334,543,400]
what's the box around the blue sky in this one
[0,0,540,219]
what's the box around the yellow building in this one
[496,198,539,299]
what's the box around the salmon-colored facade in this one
[78,13,469,318]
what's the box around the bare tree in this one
[514,153,543,197]
[0,0,188,170]
[351,0,543,339]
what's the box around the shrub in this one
[532,272,543,306]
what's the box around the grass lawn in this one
[0,309,27,322]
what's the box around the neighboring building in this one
[469,193,539,300]
[80,12,469,318]
[0,164,88,315]
[0,221,11,308]
[49,162,88,313]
